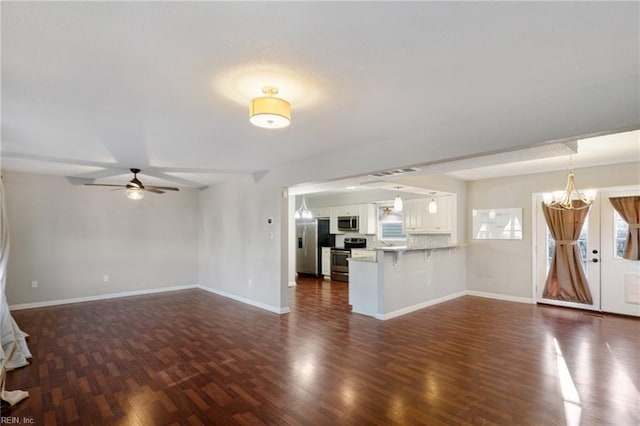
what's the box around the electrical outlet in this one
[103,274,109,282]
[31,281,38,288]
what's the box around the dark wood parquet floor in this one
[2,276,638,425]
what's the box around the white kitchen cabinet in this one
[330,207,345,234]
[321,247,332,279]
[403,196,454,234]
[425,195,452,233]
[402,198,428,233]
[311,206,331,218]
[358,203,377,234]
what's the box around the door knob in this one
[592,249,598,254]
[591,258,599,263]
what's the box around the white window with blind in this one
[377,204,407,241]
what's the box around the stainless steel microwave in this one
[337,216,359,232]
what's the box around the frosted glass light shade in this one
[393,195,403,211]
[249,96,291,129]
[428,198,437,214]
[126,188,144,200]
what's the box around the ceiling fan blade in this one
[83,168,179,196]
[84,183,127,188]
[145,185,180,191]
[143,187,165,194]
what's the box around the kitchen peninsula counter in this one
[348,243,465,320]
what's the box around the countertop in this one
[347,256,377,263]
[348,244,458,262]
[375,243,457,252]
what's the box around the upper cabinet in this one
[330,207,344,234]
[403,195,454,234]
[426,195,452,233]
[329,203,377,234]
[358,203,377,235]
[311,206,331,218]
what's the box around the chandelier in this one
[294,197,313,219]
[543,156,596,210]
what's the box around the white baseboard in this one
[9,284,199,311]
[465,290,534,304]
[197,285,290,314]
[10,283,292,315]
[375,291,466,320]
[288,281,297,287]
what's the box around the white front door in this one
[534,187,640,316]
[599,188,640,316]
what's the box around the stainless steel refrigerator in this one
[296,218,335,277]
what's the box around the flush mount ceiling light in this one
[543,154,596,210]
[393,187,403,212]
[249,86,291,129]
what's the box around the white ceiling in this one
[2,2,638,190]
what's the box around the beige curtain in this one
[0,180,31,405]
[542,200,593,304]
[609,196,640,261]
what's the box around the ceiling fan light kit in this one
[125,188,144,200]
[84,168,180,200]
[249,86,291,129]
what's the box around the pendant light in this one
[393,187,403,211]
[428,192,437,214]
[249,86,291,129]
[294,197,313,219]
[543,154,596,210]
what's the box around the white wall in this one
[4,172,199,306]
[198,175,286,312]
[466,162,640,300]
[379,247,466,317]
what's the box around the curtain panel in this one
[608,196,640,261]
[542,200,593,304]
[0,180,31,405]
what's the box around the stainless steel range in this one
[330,237,366,282]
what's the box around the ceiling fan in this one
[84,168,179,200]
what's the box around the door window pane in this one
[547,216,589,273]
[614,210,628,259]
